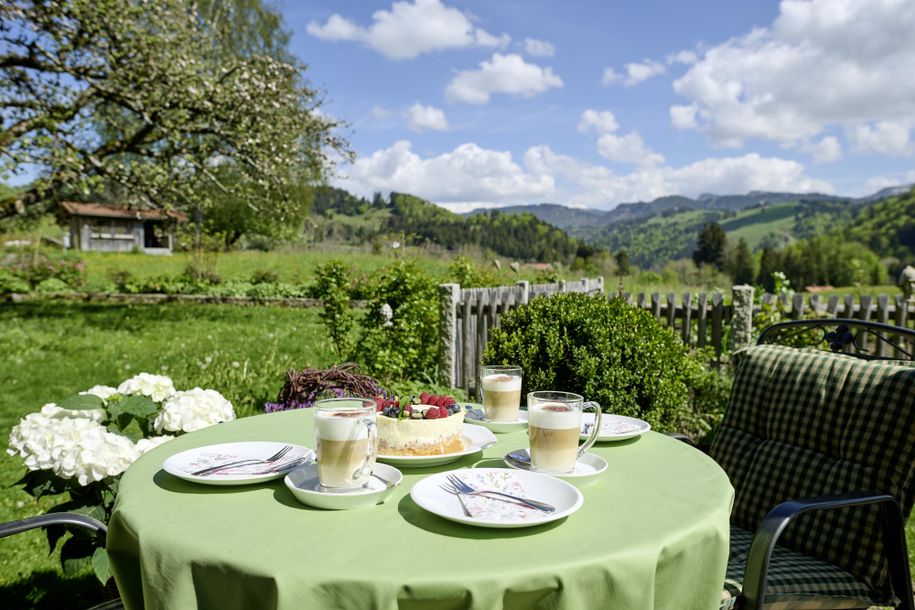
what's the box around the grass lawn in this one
[0,301,336,607]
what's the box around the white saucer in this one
[463,404,528,433]
[163,441,314,486]
[580,413,651,442]
[284,462,402,510]
[410,468,583,528]
[503,449,608,488]
[377,424,497,467]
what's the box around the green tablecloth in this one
[108,409,734,610]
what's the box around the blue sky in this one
[287,0,915,211]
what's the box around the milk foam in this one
[315,410,370,441]
[481,374,522,391]
[528,403,580,430]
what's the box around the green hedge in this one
[484,292,707,432]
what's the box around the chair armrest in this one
[0,512,108,540]
[741,493,913,610]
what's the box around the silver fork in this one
[191,444,293,476]
[444,474,556,513]
[439,484,473,517]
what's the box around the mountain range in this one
[465,185,915,267]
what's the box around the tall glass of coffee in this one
[480,365,523,422]
[527,391,601,474]
[314,398,378,491]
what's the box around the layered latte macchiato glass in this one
[314,398,378,490]
[480,365,522,422]
[527,391,602,473]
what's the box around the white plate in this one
[503,449,607,488]
[162,441,314,486]
[377,424,497,467]
[410,468,583,528]
[284,463,403,510]
[462,404,528,433]
[580,413,651,442]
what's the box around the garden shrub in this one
[484,292,697,432]
[0,251,85,292]
[313,260,355,361]
[448,256,497,287]
[0,267,31,294]
[358,260,438,381]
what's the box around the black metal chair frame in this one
[740,319,915,610]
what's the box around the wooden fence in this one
[439,280,915,394]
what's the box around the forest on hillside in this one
[312,188,599,264]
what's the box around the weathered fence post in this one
[438,283,460,388]
[516,280,530,305]
[731,285,755,350]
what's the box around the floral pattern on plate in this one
[454,471,544,522]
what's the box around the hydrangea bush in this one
[7,373,235,583]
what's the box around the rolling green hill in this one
[311,188,598,263]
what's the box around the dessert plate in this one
[410,468,583,528]
[163,441,314,486]
[580,413,651,442]
[462,403,528,433]
[284,463,403,510]
[376,424,497,467]
[503,449,607,488]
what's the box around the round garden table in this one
[108,409,734,610]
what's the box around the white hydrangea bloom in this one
[154,388,235,433]
[39,403,106,423]
[80,385,119,402]
[117,373,176,402]
[7,414,138,486]
[135,435,174,454]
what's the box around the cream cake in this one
[375,393,465,456]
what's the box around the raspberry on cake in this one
[374,393,465,456]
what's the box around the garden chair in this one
[0,512,124,610]
[710,319,915,610]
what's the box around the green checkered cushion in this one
[709,344,915,602]
[720,526,876,610]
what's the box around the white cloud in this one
[525,147,833,208]
[802,136,842,163]
[604,60,666,87]
[577,109,619,135]
[596,133,665,166]
[667,50,698,65]
[601,68,622,86]
[578,109,664,166]
[670,104,698,130]
[672,0,915,149]
[337,140,832,211]
[406,103,449,132]
[336,140,554,208]
[624,60,666,85]
[445,53,563,105]
[370,105,392,120]
[848,121,913,156]
[523,38,555,57]
[306,0,509,60]
[865,170,915,193]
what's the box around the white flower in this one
[154,388,235,433]
[135,435,174,454]
[39,403,106,423]
[7,414,138,486]
[117,373,176,402]
[80,385,119,402]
